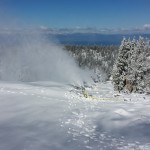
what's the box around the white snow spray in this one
[0,32,92,85]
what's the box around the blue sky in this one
[0,0,150,30]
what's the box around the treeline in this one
[64,45,119,81]
[64,37,150,94]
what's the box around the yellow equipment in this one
[82,88,122,101]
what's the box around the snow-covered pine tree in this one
[144,39,150,93]
[113,36,150,93]
[134,37,146,93]
[136,37,150,93]
[112,37,130,92]
[126,37,137,92]
[127,37,149,93]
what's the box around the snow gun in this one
[81,87,122,101]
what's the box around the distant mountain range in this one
[51,33,150,45]
[0,29,150,45]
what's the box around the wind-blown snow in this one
[0,33,92,85]
[0,81,150,150]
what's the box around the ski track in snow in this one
[0,81,150,150]
[0,86,53,100]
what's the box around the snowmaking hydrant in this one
[82,87,89,98]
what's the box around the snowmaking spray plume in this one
[0,32,92,86]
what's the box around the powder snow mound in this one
[114,109,132,117]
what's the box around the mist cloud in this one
[144,24,150,30]
[0,32,91,85]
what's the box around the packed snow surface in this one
[0,81,150,150]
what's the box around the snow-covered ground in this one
[0,81,150,150]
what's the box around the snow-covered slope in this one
[0,81,150,150]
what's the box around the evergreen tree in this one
[113,37,150,93]
[112,38,130,92]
